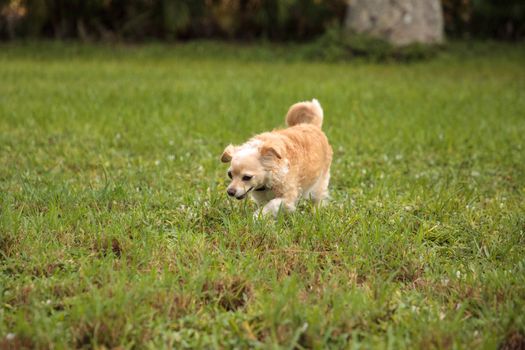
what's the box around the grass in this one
[0,40,524,349]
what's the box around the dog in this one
[221,99,333,218]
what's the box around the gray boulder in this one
[344,0,444,46]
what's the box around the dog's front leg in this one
[262,198,285,217]
[257,197,296,218]
[253,186,297,219]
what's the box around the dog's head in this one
[220,141,281,200]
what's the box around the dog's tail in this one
[285,98,324,128]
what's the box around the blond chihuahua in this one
[221,99,333,218]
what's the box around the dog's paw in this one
[253,207,274,220]
[261,198,286,218]
[254,198,294,219]
[252,209,263,220]
[314,198,329,209]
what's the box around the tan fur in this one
[221,99,333,218]
[285,99,324,128]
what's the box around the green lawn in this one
[0,41,524,349]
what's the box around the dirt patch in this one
[500,331,525,350]
[419,333,453,350]
[0,335,35,350]
[203,276,252,311]
[4,285,33,307]
[394,262,424,284]
[93,237,123,258]
[0,233,18,260]
[149,289,193,319]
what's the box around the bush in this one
[0,0,347,41]
[304,25,441,62]
[443,0,525,39]
[1,0,523,42]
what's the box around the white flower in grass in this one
[173,332,182,342]
[456,270,461,279]
[167,155,176,161]
[155,160,161,166]
[6,333,15,341]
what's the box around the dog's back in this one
[272,99,332,195]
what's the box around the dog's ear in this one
[260,144,282,160]
[221,144,236,163]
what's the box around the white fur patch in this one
[234,140,262,160]
[262,198,284,217]
[311,98,324,119]
[279,160,289,176]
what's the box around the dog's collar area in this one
[237,186,268,200]
[241,186,256,198]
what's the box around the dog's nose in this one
[227,188,236,197]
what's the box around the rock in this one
[344,0,444,46]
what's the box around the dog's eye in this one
[242,175,253,181]
[227,171,232,179]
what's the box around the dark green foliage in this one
[471,0,525,39]
[0,0,346,41]
[443,0,525,39]
[304,25,441,62]
[1,0,524,42]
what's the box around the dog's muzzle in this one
[229,186,255,200]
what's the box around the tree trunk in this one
[344,0,444,46]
